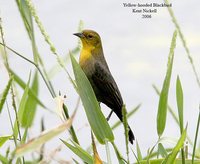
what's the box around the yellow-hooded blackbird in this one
[74,29,135,144]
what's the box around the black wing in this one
[91,62,135,143]
[91,62,123,120]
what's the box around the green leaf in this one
[192,108,200,163]
[176,76,185,164]
[16,0,33,39]
[13,73,31,139]
[22,71,39,127]
[111,142,126,164]
[70,54,114,144]
[16,0,39,63]
[14,111,75,157]
[176,76,184,133]
[62,140,93,164]
[0,78,12,113]
[143,148,172,160]
[0,135,12,147]
[164,125,187,164]
[0,154,9,164]
[153,84,193,146]
[158,143,167,158]
[157,30,177,137]
[18,74,31,123]
[136,141,142,161]
[21,128,28,144]
[11,70,46,109]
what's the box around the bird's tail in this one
[128,125,135,144]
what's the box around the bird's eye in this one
[88,34,93,39]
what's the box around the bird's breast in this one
[79,52,95,78]
[79,44,96,65]
[79,49,91,64]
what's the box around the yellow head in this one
[74,30,102,50]
[74,30,103,64]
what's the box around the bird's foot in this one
[106,111,114,121]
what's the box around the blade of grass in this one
[153,84,179,125]
[12,73,31,164]
[146,137,177,161]
[164,125,187,164]
[158,143,167,158]
[192,108,200,163]
[15,0,39,63]
[0,154,9,164]
[22,71,39,127]
[176,76,185,164]
[136,140,142,161]
[10,69,47,109]
[0,43,55,98]
[1,44,80,144]
[24,0,68,92]
[17,73,31,122]
[153,84,193,146]
[1,31,80,144]
[111,142,126,164]
[176,76,184,133]
[23,0,77,97]
[0,135,12,147]
[131,148,141,164]
[13,73,31,140]
[17,0,81,143]
[157,31,177,137]
[0,77,12,113]
[1,10,80,148]
[147,142,158,163]
[70,54,114,144]
[16,0,58,98]
[14,109,76,157]
[61,140,93,164]
[143,148,173,160]
[21,128,28,145]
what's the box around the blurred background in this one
[0,0,200,163]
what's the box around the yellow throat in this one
[79,43,95,64]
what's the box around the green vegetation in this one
[0,0,200,163]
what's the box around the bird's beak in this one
[73,32,84,38]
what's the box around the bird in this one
[73,29,135,144]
